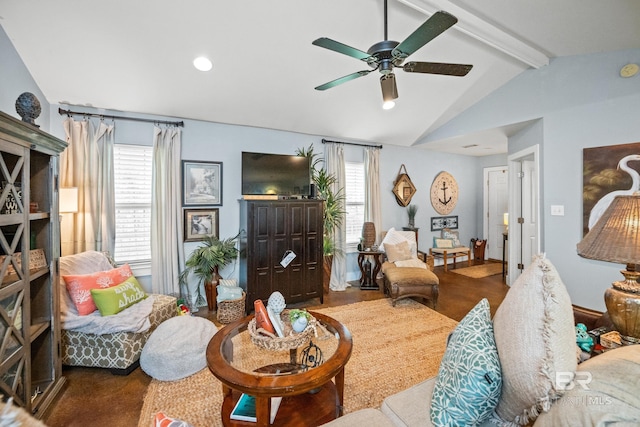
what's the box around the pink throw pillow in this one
[63,264,133,315]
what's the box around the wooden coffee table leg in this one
[443,250,448,272]
[255,396,270,427]
[222,384,232,398]
[335,367,345,416]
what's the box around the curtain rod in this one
[322,138,383,149]
[58,107,184,127]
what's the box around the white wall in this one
[421,49,640,311]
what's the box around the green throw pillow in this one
[430,298,502,427]
[91,276,148,316]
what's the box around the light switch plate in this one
[550,205,564,216]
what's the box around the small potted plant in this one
[179,233,239,311]
[289,309,312,332]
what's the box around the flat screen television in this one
[241,152,311,196]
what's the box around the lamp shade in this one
[59,187,78,213]
[577,194,640,343]
[577,194,640,265]
[503,213,509,226]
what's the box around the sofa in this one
[59,251,177,374]
[322,255,640,427]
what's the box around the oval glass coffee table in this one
[207,311,352,427]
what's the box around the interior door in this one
[508,145,540,285]
[521,159,538,270]
[485,167,508,261]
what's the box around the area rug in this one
[450,262,503,279]
[137,298,458,427]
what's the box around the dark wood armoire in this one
[239,199,324,311]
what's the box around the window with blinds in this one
[113,144,153,263]
[345,162,365,249]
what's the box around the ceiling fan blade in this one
[403,61,473,76]
[392,11,458,60]
[314,70,373,91]
[312,37,373,62]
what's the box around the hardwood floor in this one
[43,261,508,427]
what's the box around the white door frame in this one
[483,166,508,261]
[507,145,541,285]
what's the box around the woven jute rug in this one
[137,298,457,427]
[450,262,503,279]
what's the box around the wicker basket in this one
[248,310,317,351]
[217,292,246,324]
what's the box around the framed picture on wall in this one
[182,160,223,206]
[430,216,458,231]
[583,142,640,236]
[184,208,219,242]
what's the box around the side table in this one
[357,251,384,290]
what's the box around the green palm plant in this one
[296,145,346,256]
[179,234,239,310]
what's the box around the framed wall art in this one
[184,208,219,242]
[430,215,458,231]
[182,160,222,206]
[583,142,640,235]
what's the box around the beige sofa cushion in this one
[534,345,640,426]
[380,377,494,427]
[319,408,396,427]
[492,255,577,426]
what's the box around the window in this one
[344,162,365,250]
[113,144,153,263]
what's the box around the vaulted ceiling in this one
[2,0,639,155]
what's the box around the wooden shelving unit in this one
[0,111,67,418]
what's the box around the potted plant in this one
[407,204,418,228]
[179,234,239,311]
[296,145,346,292]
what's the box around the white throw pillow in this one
[380,228,417,256]
[492,255,577,426]
[394,258,427,269]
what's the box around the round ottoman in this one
[140,316,218,381]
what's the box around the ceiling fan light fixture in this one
[193,56,213,72]
[381,74,398,109]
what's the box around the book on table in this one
[230,393,282,423]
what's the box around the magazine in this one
[230,393,282,423]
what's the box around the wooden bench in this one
[429,247,471,272]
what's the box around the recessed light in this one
[193,56,213,72]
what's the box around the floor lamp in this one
[577,193,640,345]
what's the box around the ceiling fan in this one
[312,0,473,109]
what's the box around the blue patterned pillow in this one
[430,298,502,427]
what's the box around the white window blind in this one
[345,162,365,248]
[113,144,153,263]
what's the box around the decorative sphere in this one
[15,92,41,127]
[267,291,286,314]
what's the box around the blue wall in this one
[0,25,50,130]
[421,49,640,311]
